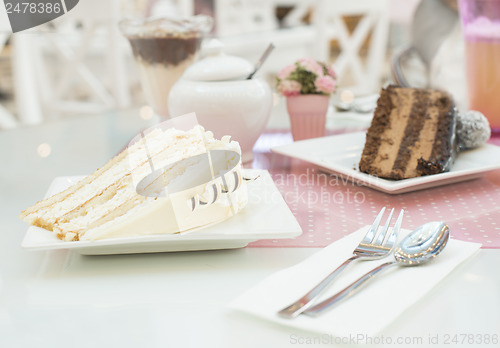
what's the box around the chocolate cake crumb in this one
[417,158,444,175]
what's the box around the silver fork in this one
[277,207,404,319]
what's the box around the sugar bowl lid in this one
[182,40,253,81]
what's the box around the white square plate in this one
[272,132,500,194]
[22,170,302,255]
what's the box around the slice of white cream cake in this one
[20,125,247,241]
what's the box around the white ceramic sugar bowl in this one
[168,43,273,163]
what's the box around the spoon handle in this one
[303,261,396,316]
[247,43,275,79]
[277,255,359,319]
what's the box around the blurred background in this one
[0,0,466,130]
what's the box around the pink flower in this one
[314,75,336,94]
[326,65,336,79]
[278,64,296,80]
[278,80,302,96]
[297,58,324,76]
[277,58,337,96]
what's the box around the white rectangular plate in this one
[22,170,302,255]
[272,132,500,194]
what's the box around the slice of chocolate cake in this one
[359,86,457,180]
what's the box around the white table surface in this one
[1,107,499,348]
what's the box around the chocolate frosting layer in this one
[417,98,458,176]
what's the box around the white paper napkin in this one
[229,226,481,337]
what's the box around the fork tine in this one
[362,207,386,243]
[373,208,394,245]
[384,209,404,249]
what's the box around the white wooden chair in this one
[39,0,130,116]
[10,31,45,126]
[173,0,318,78]
[313,0,390,95]
[0,43,17,129]
[9,0,131,124]
[0,2,46,129]
[0,0,20,129]
[1,0,132,128]
[174,0,389,94]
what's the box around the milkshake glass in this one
[459,0,500,133]
[120,16,212,118]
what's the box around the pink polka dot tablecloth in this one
[247,131,500,249]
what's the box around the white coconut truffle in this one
[456,110,491,149]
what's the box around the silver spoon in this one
[303,221,450,316]
[246,43,274,79]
